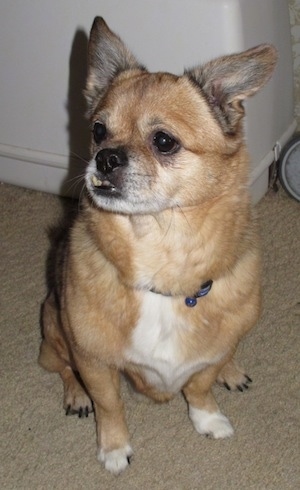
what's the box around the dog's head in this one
[84,17,277,214]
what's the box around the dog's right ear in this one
[85,17,145,114]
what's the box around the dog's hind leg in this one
[39,292,93,416]
[217,359,252,392]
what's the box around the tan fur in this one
[39,17,277,474]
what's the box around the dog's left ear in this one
[185,44,277,134]
[85,17,145,113]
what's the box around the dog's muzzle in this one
[90,148,128,195]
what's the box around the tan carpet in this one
[1,182,299,489]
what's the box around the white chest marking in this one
[125,292,215,393]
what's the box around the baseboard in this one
[0,118,297,201]
[0,143,85,197]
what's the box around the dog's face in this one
[85,18,277,215]
[85,71,225,214]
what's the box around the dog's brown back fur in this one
[39,17,277,475]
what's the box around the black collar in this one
[150,279,213,307]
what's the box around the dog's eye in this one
[93,122,107,144]
[153,131,178,154]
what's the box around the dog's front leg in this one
[183,363,234,439]
[75,359,132,475]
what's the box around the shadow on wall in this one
[42,30,91,297]
[61,29,90,198]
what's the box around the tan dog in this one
[39,17,277,475]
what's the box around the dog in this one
[39,17,277,475]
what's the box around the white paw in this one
[97,444,133,475]
[189,406,234,439]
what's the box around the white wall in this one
[289,0,300,129]
[0,0,295,200]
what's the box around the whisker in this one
[175,204,193,231]
[77,183,87,212]
[62,151,90,198]
[155,207,174,242]
[69,151,90,165]
[65,172,86,185]
[64,172,86,197]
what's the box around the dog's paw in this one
[65,400,93,418]
[64,385,93,417]
[189,406,234,439]
[97,444,133,475]
[217,360,252,392]
[61,367,94,417]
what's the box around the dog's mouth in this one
[90,174,118,195]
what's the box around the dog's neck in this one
[87,196,249,301]
[132,209,215,303]
[150,279,213,307]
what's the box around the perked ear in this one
[85,17,145,113]
[185,44,278,134]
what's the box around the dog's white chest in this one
[125,292,209,393]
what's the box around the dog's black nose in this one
[95,148,128,175]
